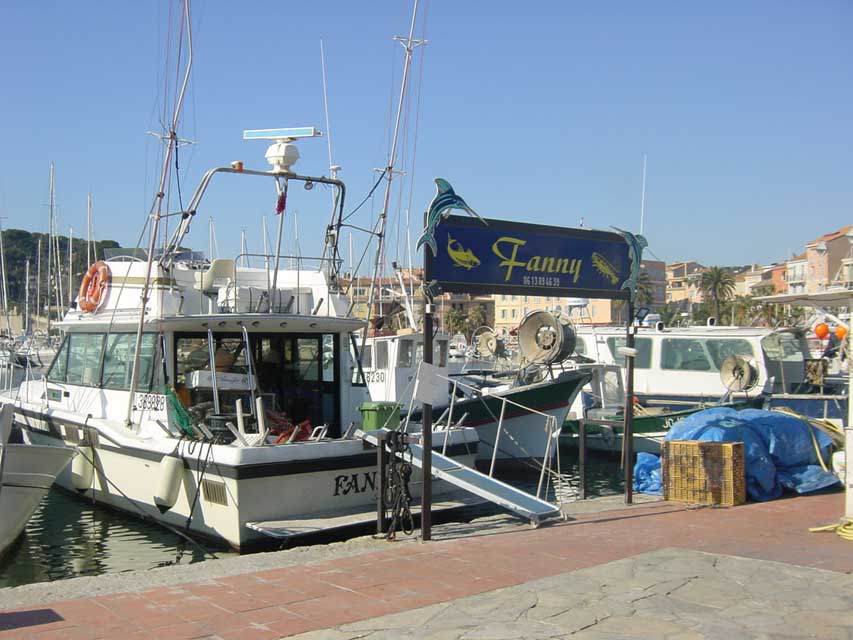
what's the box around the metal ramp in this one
[360,429,562,526]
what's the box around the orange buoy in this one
[814,323,829,340]
[78,261,111,313]
[836,325,849,341]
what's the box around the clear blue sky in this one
[1,1,850,270]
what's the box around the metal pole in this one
[623,299,635,504]
[421,212,433,541]
[376,431,387,535]
[271,180,288,295]
[578,419,587,500]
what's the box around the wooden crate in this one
[662,440,746,507]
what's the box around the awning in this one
[755,289,853,306]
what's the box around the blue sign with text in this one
[430,216,638,300]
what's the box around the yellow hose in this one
[809,519,853,541]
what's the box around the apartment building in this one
[805,225,853,293]
[665,261,706,309]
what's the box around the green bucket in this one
[358,401,401,431]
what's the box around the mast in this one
[359,0,425,357]
[46,164,54,333]
[68,226,73,307]
[87,193,93,265]
[240,229,248,267]
[640,154,647,235]
[24,259,30,336]
[126,0,193,426]
[35,238,41,333]
[0,219,10,336]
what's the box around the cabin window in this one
[360,343,372,369]
[65,334,106,386]
[397,339,413,367]
[575,337,587,356]
[705,339,754,369]
[375,341,389,369]
[761,332,806,362]
[47,336,70,383]
[661,339,712,371]
[322,335,335,383]
[606,337,652,369]
[101,333,157,391]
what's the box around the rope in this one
[383,430,414,540]
[809,519,853,541]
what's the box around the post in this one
[623,299,635,504]
[376,430,387,535]
[421,213,433,541]
[578,419,587,500]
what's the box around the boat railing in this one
[224,251,344,316]
[414,371,563,503]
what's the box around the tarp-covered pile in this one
[633,408,839,500]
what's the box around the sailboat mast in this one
[87,193,93,265]
[640,154,647,235]
[24,259,30,336]
[360,0,425,355]
[68,226,73,307]
[0,220,10,336]
[36,238,41,333]
[46,164,54,333]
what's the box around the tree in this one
[698,267,736,322]
[635,271,655,308]
[467,304,487,337]
[444,307,466,336]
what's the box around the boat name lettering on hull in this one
[365,371,385,384]
[333,471,377,496]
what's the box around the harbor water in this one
[0,442,623,589]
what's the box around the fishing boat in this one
[572,322,848,423]
[5,129,484,552]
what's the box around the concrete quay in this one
[0,492,850,639]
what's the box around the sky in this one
[0,1,850,271]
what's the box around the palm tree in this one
[698,267,736,322]
[635,271,655,308]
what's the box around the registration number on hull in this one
[133,393,166,413]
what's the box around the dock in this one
[0,491,850,638]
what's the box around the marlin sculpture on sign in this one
[417,178,486,256]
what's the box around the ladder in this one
[360,429,562,526]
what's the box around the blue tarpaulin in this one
[633,408,839,500]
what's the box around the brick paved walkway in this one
[0,492,848,639]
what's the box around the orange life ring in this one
[78,261,111,313]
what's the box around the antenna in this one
[640,154,647,235]
[360,0,426,359]
[320,40,335,177]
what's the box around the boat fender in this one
[70,446,95,491]
[154,455,184,513]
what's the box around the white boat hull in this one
[18,409,478,551]
[0,443,76,556]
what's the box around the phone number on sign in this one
[522,275,561,287]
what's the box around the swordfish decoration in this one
[416,178,486,257]
[611,226,648,302]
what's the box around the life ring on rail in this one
[78,261,111,313]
